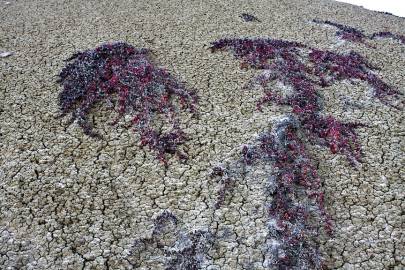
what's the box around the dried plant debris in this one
[210,165,241,209]
[240,13,261,22]
[312,19,405,45]
[0,51,14,58]
[57,42,197,165]
[129,211,214,269]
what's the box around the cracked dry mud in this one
[0,0,404,269]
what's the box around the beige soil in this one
[0,0,404,269]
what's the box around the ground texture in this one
[0,0,404,269]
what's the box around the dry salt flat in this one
[0,0,404,269]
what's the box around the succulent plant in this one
[312,19,367,43]
[370,31,405,44]
[210,116,331,269]
[211,37,401,163]
[312,19,405,45]
[57,42,197,165]
[210,36,402,269]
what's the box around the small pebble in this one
[0,51,13,58]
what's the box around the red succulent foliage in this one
[312,19,367,43]
[210,37,402,269]
[309,49,401,108]
[211,37,401,164]
[210,117,332,269]
[370,31,405,45]
[57,42,197,165]
[313,19,405,46]
[259,117,332,269]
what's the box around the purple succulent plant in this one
[211,37,401,163]
[210,36,402,269]
[57,42,197,165]
[312,19,405,46]
[211,116,332,269]
[312,19,367,43]
[370,31,405,44]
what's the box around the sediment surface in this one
[1,0,404,269]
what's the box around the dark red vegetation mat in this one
[211,117,331,269]
[210,37,402,269]
[211,37,402,164]
[57,42,197,165]
[312,19,405,45]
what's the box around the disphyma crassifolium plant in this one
[210,37,401,164]
[312,19,367,43]
[57,42,197,165]
[370,31,405,44]
[312,19,405,45]
[211,116,331,269]
[210,37,402,269]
